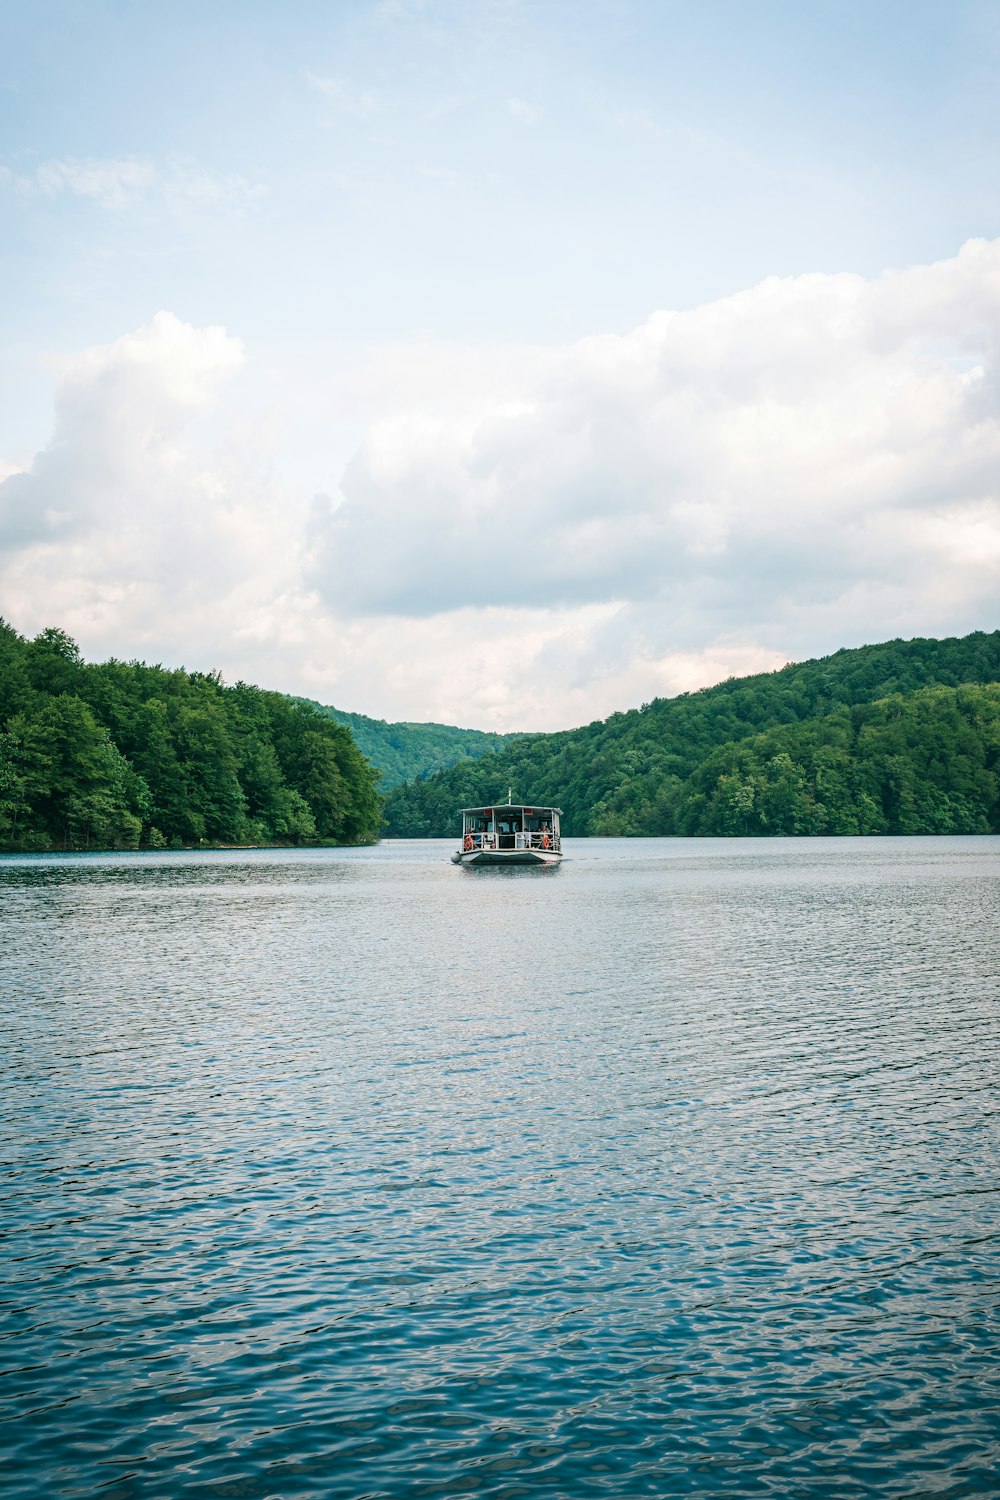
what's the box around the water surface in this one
[1,837,998,1497]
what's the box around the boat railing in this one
[464,831,560,852]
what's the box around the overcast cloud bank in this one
[2,241,998,729]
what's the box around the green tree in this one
[29,696,149,849]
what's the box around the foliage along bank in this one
[0,622,383,851]
[384,631,1000,837]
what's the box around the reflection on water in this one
[1,837,999,1497]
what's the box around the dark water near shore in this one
[1,836,999,1498]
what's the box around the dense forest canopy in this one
[0,622,382,851]
[384,631,1000,837]
[297,700,513,790]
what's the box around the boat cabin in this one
[461,804,561,854]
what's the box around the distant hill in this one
[297,700,515,790]
[384,630,1000,837]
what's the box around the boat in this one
[451,793,562,866]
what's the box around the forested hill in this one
[384,631,1000,838]
[297,700,513,790]
[0,622,382,851]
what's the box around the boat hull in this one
[451,847,562,867]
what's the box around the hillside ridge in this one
[384,630,1000,837]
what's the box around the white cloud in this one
[307,239,1000,662]
[306,72,379,118]
[6,156,266,211]
[0,314,300,667]
[33,156,156,207]
[160,164,268,210]
[0,311,246,547]
[507,97,541,124]
[2,241,999,731]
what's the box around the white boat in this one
[451,795,562,866]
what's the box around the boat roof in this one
[461,804,561,815]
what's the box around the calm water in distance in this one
[1,837,999,1498]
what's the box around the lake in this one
[1,837,998,1497]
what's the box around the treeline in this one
[0,622,382,851]
[298,699,513,790]
[385,631,1000,837]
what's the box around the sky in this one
[1,0,999,730]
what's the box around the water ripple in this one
[1,838,998,1496]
